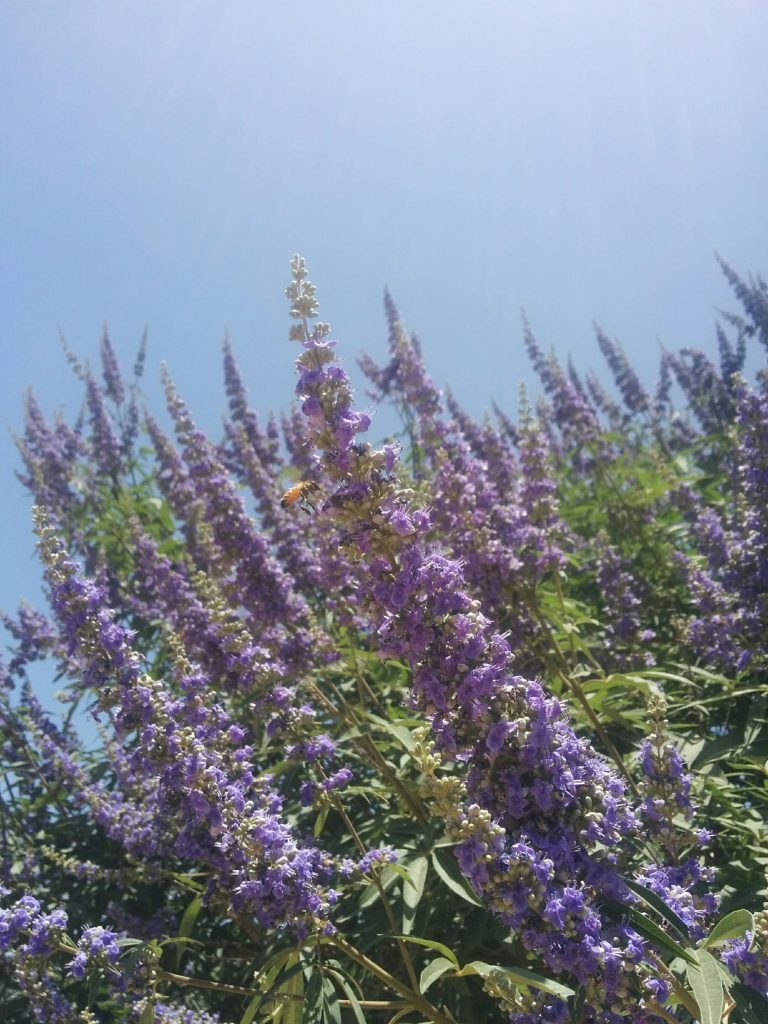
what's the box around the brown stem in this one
[328,934,454,1024]
[156,968,258,998]
[315,765,420,994]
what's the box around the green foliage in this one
[4,268,768,1021]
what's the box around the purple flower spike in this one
[286,257,706,1019]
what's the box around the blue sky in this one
[1,1,767,624]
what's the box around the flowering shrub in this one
[1,257,768,1022]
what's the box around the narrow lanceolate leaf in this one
[686,948,725,1024]
[394,935,459,968]
[322,976,342,1024]
[251,948,299,1018]
[584,672,653,695]
[138,1002,155,1024]
[271,954,304,1024]
[570,986,586,1023]
[701,909,754,948]
[238,993,261,1024]
[402,856,429,935]
[365,712,417,751]
[359,864,399,908]
[302,970,324,1024]
[419,956,455,994]
[624,878,692,941]
[430,849,482,906]
[455,961,575,1000]
[604,899,697,966]
[324,968,367,1024]
[176,894,202,939]
[313,803,329,838]
[692,731,746,769]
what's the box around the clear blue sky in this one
[1,1,767,621]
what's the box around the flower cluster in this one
[721,905,768,997]
[635,697,717,943]
[68,925,121,978]
[594,541,656,670]
[31,508,338,937]
[3,255,768,1022]
[0,889,75,1022]
[361,302,566,665]
[289,265,709,1021]
[677,378,768,669]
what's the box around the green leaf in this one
[455,961,574,1000]
[686,948,725,1024]
[365,712,416,751]
[624,878,692,941]
[642,669,700,687]
[570,986,586,1023]
[238,993,261,1024]
[120,940,153,975]
[313,804,329,838]
[303,972,342,1024]
[283,962,305,1024]
[386,862,413,884]
[86,966,105,1007]
[158,937,203,950]
[402,856,429,935]
[254,948,295,990]
[175,894,202,941]
[430,850,482,906]
[584,673,653,695]
[692,731,746,769]
[139,1001,155,1024]
[603,899,697,966]
[358,864,399,908]
[702,909,754,948]
[262,954,304,1024]
[394,935,459,969]
[323,968,367,1024]
[419,956,455,994]
[303,970,324,1024]
[322,977,342,1024]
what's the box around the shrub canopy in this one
[2,257,768,1023]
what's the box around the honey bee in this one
[280,480,321,515]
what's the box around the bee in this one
[280,480,321,515]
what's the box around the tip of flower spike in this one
[286,255,331,342]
